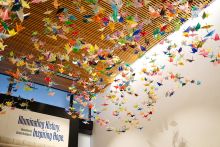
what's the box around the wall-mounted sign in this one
[0,107,69,147]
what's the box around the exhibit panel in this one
[0,108,69,147]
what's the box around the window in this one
[0,74,89,119]
[0,74,10,94]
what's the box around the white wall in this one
[91,1,220,147]
[78,133,91,147]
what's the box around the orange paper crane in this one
[5,69,21,80]
[52,0,61,9]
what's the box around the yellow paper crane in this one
[21,0,30,9]
[101,34,105,40]
[0,42,7,51]
[7,29,17,36]
[64,43,72,54]
[109,22,115,32]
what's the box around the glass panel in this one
[0,74,10,94]
[0,74,89,118]
[12,82,69,108]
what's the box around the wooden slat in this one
[0,0,213,92]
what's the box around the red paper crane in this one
[213,33,220,41]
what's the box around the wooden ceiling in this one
[0,0,212,92]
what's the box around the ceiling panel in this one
[0,0,213,92]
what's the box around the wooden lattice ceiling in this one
[0,0,213,92]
